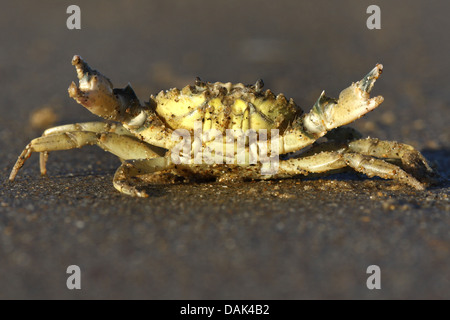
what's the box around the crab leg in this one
[113,156,174,197]
[281,65,384,153]
[9,131,165,181]
[342,153,424,190]
[37,121,146,174]
[277,149,425,190]
[278,151,347,176]
[39,122,133,174]
[348,138,433,174]
[41,122,135,137]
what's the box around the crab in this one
[9,55,434,197]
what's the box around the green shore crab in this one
[9,55,434,197]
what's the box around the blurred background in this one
[0,0,448,299]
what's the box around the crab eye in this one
[254,79,264,92]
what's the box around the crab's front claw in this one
[303,64,384,134]
[357,63,383,93]
[68,55,142,122]
[69,55,115,117]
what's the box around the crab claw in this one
[358,63,383,93]
[303,64,384,134]
[68,55,142,122]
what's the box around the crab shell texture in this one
[154,80,299,135]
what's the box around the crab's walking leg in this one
[113,157,174,197]
[278,150,424,190]
[278,152,347,176]
[42,122,135,137]
[281,65,384,153]
[348,138,433,174]
[342,153,424,190]
[38,122,145,175]
[39,152,49,175]
[9,131,165,181]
